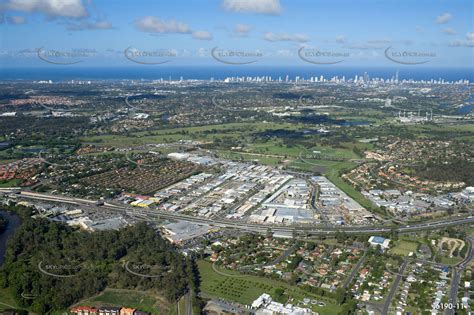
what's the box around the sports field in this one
[198,260,341,314]
[390,240,419,256]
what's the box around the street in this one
[382,260,408,315]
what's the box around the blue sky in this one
[0,0,473,68]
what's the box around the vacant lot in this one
[390,240,419,256]
[198,260,341,315]
[0,287,22,313]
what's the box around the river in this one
[0,210,21,266]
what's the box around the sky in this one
[0,0,473,68]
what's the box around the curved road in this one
[446,237,474,315]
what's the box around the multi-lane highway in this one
[2,189,473,236]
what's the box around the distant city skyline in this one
[2,65,474,82]
[0,0,473,68]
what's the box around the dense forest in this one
[0,214,7,234]
[411,159,474,186]
[0,204,200,314]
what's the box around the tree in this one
[2,205,192,312]
[334,287,346,304]
[266,228,273,239]
[274,288,285,302]
[452,248,459,257]
[338,299,357,315]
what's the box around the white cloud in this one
[7,15,26,24]
[135,16,190,34]
[348,39,412,49]
[193,30,213,40]
[18,48,37,53]
[275,49,293,57]
[443,27,457,35]
[345,43,384,50]
[66,20,113,31]
[436,12,452,24]
[335,35,346,44]
[6,0,88,18]
[449,39,474,47]
[135,16,214,42]
[196,47,208,57]
[367,38,391,44]
[234,23,252,36]
[466,32,474,41]
[449,40,462,47]
[263,32,309,42]
[450,32,474,47]
[222,0,281,15]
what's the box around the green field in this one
[175,295,186,315]
[76,288,170,315]
[305,145,359,160]
[0,287,22,313]
[289,157,352,171]
[216,149,284,166]
[407,123,474,133]
[218,140,361,167]
[390,240,419,256]
[405,123,474,142]
[198,260,341,315]
[0,179,22,187]
[467,226,474,237]
[246,141,302,157]
[439,256,463,265]
[80,122,302,147]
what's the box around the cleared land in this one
[390,240,419,256]
[0,287,22,313]
[198,260,341,315]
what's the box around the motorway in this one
[2,189,474,236]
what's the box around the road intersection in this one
[2,188,473,236]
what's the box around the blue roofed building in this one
[368,236,391,250]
